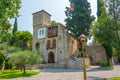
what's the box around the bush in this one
[0,52,5,69]
[100,61,108,67]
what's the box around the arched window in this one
[35,42,40,49]
[46,40,51,49]
[52,39,56,48]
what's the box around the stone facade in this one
[86,44,107,65]
[32,10,107,68]
[33,10,80,68]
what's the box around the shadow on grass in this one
[88,76,106,80]
[0,70,39,79]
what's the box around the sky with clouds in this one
[11,0,97,33]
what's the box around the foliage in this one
[12,17,18,34]
[51,20,57,25]
[65,0,94,39]
[0,43,22,54]
[0,43,22,69]
[0,70,39,79]
[13,31,33,50]
[0,52,5,69]
[9,50,42,74]
[0,31,12,44]
[0,0,21,33]
[91,0,117,64]
[99,61,108,67]
[106,0,120,57]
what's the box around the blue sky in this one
[11,0,97,33]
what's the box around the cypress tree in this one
[12,17,18,34]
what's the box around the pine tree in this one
[65,0,94,39]
[12,17,18,34]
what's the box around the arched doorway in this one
[48,51,55,63]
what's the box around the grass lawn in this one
[0,70,39,79]
[107,78,120,80]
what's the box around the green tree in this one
[13,31,33,50]
[0,0,21,33]
[92,0,116,66]
[12,17,18,34]
[0,43,22,70]
[9,50,42,74]
[106,0,120,62]
[65,0,94,39]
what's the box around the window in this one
[42,30,44,35]
[52,39,56,48]
[39,30,41,36]
[46,40,51,49]
[35,42,40,49]
[38,28,46,39]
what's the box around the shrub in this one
[100,61,108,67]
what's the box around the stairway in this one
[67,52,84,68]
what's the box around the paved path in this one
[7,65,120,80]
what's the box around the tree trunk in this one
[20,67,22,71]
[1,60,6,70]
[23,66,26,74]
[109,57,114,68]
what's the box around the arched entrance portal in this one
[48,51,55,63]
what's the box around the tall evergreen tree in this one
[12,17,18,34]
[65,0,94,39]
[97,0,105,17]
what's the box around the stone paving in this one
[7,65,120,80]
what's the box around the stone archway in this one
[48,51,55,63]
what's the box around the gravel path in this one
[7,65,120,80]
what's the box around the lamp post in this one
[79,34,87,80]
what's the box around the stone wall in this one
[86,44,107,65]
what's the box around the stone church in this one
[32,10,107,68]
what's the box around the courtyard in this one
[7,64,120,80]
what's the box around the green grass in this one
[0,70,39,79]
[107,78,120,80]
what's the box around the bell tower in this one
[33,10,51,27]
[33,10,51,50]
